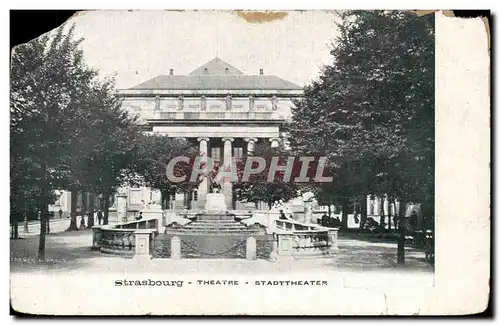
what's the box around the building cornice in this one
[145,119,287,126]
[116,89,304,97]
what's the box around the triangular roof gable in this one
[188,57,244,76]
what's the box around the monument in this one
[204,193,228,212]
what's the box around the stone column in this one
[197,137,210,210]
[269,137,280,148]
[116,192,128,223]
[373,196,380,216]
[244,138,258,155]
[222,137,234,210]
[383,194,390,225]
[394,199,401,217]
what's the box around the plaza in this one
[10,219,433,275]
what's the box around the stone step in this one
[196,215,235,221]
[165,229,261,235]
[185,224,248,229]
[192,220,241,224]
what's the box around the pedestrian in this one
[58,208,63,219]
[136,211,143,221]
[97,210,103,225]
[79,215,86,230]
[279,209,287,220]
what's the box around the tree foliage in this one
[10,23,144,251]
[233,142,299,208]
[289,11,435,260]
[134,135,201,199]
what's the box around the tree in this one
[76,84,143,226]
[234,143,299,209]
[290,11,434,263]
[134,135,201,206]
[10,23,142,256]
[11,24,100,258]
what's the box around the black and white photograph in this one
[9,9,490,315]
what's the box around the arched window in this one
[200,96,207,111]
[271,96,278,110]
[225,95,232,111]
[178,96,184,110]
[249,95,255,110]
[154,95,161,110]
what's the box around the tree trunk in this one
[81,192,88,228]
[14,221,19,239]
[359,195,368,229]
[103,191,111,225]
[68,183,79,230]
[327,204,331,218]
[88,193,95,228]
[380,199,385,226]
[38,204,49,261]
[46,214,50,234]
[341,200,348,229]
[387,198,392,230]
[397,199,406,264]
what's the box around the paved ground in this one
[10,219,433,276]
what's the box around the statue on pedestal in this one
[210,179,222,194]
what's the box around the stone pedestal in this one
[91,226,102,250]
[304,201,313,224]
[277,234,294,258]
[246,237,257,260]
[133,230,153,261]
[204,193,228,211]
[171,236,181,260]
[328,228,339,251]
[269,236,279,261]
[117,193,128,223]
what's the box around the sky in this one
[63,10,340,89]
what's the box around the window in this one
[201,96,207,111]
[225,95,232,111]
[154,95,161,110]
[193,190,198,201]
[211,147,221,164]
[233,147,243,162]
[271,96,278,110]
[178,96,184,110]
[249,96,255,110]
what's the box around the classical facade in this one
[49,57,422,228]
[117,57,303,211]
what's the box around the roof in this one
[188,57,244,76]
[129,57,302,91]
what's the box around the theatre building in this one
[116,57,303,211]
[49,58,419,228]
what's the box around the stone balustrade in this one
[151,111,280,121]
[114,217,158,230]
[93,227,136,256]
[91,217,159,257]
[271,218,339,259]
